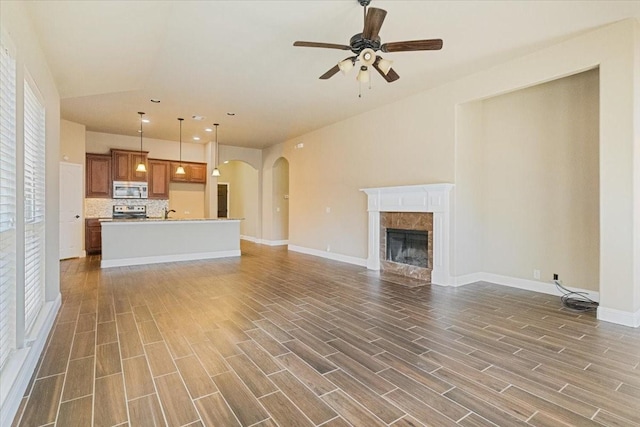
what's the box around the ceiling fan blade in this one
[381,39,443,53]
[319,64,340,80]
[294,41,351,50]
[372,57,399,82]
[362,7,387,40]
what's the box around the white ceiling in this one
[26,0,640,149]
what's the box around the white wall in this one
[264,19,639,325]
[1,2,62,424]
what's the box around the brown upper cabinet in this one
[170,161,207,184]
[148,159,170,199]
[112,149,148,182]
[86,153,112,198]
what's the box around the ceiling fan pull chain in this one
[359,80,362,98]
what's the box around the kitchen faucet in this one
[164,208,176,219]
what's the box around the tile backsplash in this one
[85,198,169,218]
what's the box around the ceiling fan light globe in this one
[359,48,376,66]
[356,67,370,83]
[377,57,393,75]
[338,58,354,75]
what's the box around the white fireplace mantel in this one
[360,184,454,286]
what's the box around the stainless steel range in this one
[112,205,147,219]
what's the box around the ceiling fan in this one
[293,0,443,83]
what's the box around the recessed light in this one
[150,99,160,103]
[191,115,205,121]
[142,118,150,123]
[205,128,213,132]
[193,136,201,141]
[226,112,236,116]
[223,160,229,164]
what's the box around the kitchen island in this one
[100,218,241,268]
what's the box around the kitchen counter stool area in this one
[100,218,241,268]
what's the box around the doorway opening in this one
[217,183,229,218]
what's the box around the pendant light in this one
[135,112,147,173]
[175,118,186,175]
[212,123,221,177]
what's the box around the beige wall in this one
[86,130,205,162]
[480,70,599,290]
[169,183,205,219]
[60,119,85,164]
[267,19,639,320]
[219,161,259,238]
[272,157,289,241]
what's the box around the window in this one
[23,77,45,332]
[0,40,16,368]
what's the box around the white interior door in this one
[59,162,83,259]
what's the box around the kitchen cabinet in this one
[170,161,207,184]
[85,218,103,254]
[148,159,170,199]
[112,149,148,182]
[86,153,112,198]
[189,163,207,183]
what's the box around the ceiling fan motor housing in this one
[350,33,381,54]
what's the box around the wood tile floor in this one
[12,241,640,426]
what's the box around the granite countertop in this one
[100,217,243,222]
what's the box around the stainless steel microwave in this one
[113,181,148,199]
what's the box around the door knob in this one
[75,215,80,218]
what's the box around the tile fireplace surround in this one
[361,184,454,286]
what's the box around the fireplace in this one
[380,212,433,281]
[360,184,454,286]
[386,229,428,268]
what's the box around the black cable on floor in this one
[554,280,599,312]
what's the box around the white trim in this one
[240,235,260,243]
[453,272,485,287]
[287,245,367,267]
[455,272,600,301]
[81,250,87,258]
[597,306,640,328]
[100,250,241,268]
[1,294,61,427]
[261,239,289,246]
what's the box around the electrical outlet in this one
[533,269,540,280]
[325,207,331,213]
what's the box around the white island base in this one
[100,219,241,268]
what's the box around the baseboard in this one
[597,306,640,328]
[101,250,241,268]
[456,272,600,301]
[1,294,61,427]
[287,245,367,267]
[240,235,260,243]
[261,239,289,246]
[453,272,485,287]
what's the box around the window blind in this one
[23,78,45,332]
[0,41,16,369]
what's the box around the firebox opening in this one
[386,228,428,268]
